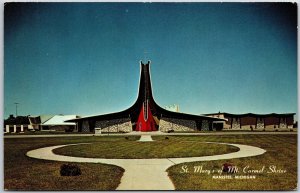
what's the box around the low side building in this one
[205,113,295,131]
[28,115,54,130]
[41,115,78,132]
[4,115,30,133]
[28,115,79,132]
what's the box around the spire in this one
[140,60,151,65]
[135,60,157,131]
[138,60,153,101]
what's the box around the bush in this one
[222,163,235,173]
[60,164,81,176]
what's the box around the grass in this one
[166,134,297,190]
[53,136,239,159]
[4,136,125,191]
[4,134,297,190]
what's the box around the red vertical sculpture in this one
[136,100,156,132]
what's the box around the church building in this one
[66,61,223,132]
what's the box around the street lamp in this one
[14,103,19,117]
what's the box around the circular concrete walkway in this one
[26,142,266,190]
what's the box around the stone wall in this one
[95,118,132,133]
[261,124,293,131]
[241,125,252,130]
[231,118,241,129]
[201,120,210,131]
[82,120,90,132]
[223,123,231,129]
[159,117,196,132]
[279,123,287,128]
[256,119,264,129]
[279,118,287,128]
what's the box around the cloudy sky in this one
[4,3,297,118]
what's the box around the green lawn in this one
[4,134,297,190]
[53,136,239,158]
[4,136,125,191]
[166,134,297,190]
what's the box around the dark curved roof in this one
[205,112,295,118]
[66,61,224,123]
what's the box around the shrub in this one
[60,164,81,176]
[222,163,236,173]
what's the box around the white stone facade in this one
[82,121,90,132]
[95,118,132,133]
[279,118,287,128]
[256,119,264,129]
[159,117,196,132]
[231,118,241,129]
[201,120,209,131]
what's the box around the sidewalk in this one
[26,141,266,190]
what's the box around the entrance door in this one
[136,103,156,132]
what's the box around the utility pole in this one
[14,103,19,117]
